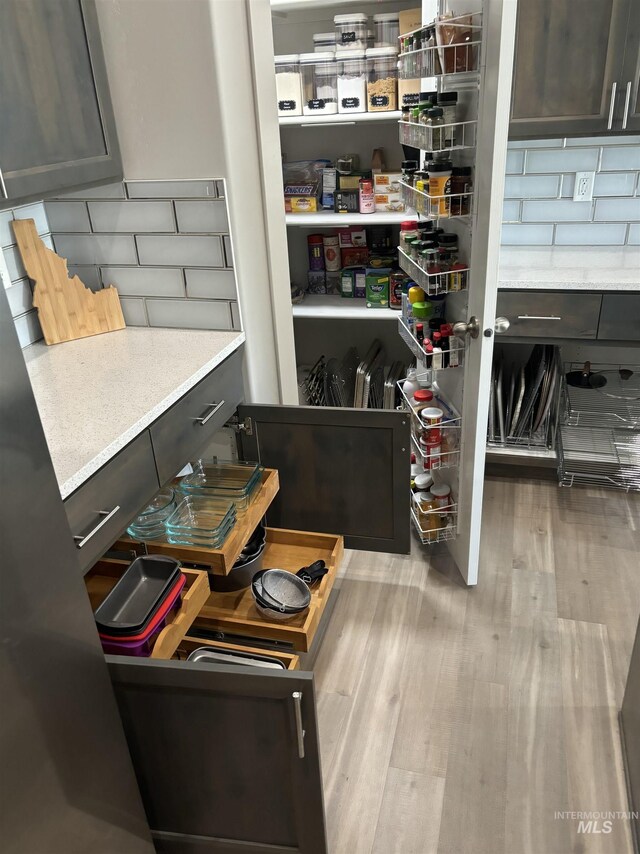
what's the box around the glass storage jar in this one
[300,52,338,115]
[274,54,303,117]
[373,12,399,48]
[366,47,398,111]
[334,13,368,51]
[337,49,367,113]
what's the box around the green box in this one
[365,268,390,308]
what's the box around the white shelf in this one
[285,210,416,226]
[292,294,398,320]
[279,111,402,127]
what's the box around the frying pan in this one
[566,361,607,389]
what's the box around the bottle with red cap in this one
[399,220,419,252]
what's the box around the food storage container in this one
[337,49,367,113]
[373,12,399,47]
[126,486,177,541]
[176,460,262,510]
[300,52,338,115]
[366,47,398,111]
[165,495,236,547]
[313,32,336,52]
[334,13,368,51]
[275,54,303,117]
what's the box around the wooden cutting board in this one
[12,218,125,345]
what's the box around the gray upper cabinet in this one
[619,0,640,131]
[0,0,121,204]
[510,0,637,138]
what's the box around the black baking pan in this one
[95,555,181,634]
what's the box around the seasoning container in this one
[420,406,443,443]
[389,271,405,309]
[323,234,340,271]
[337,50,367,113]
[313,32,336,52]
[399,219,419,251]
[412,388,435,422]
[437,92,458,146]
[366,47,398,112]
[373,12,399,47]
[300,52,338,115]
[415,472,434,493]
[430,483,452,519]
[307,234,325,271]
[426,159,452,216]
[401,160,418,187]
[359,177,375,214]
[415,491,439,540]
[334,13,368,51]
[450,166,472,215]
[275,55,303,117]
[426,107,446,150]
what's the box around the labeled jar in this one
[390,271,406,309]
[373,12,399,47]
[366,47,398,112]
[313,32,336,52]
[415,492,439,540]
[323,234,340,271]
[430,483,451,518]
[450,166,472,215]
[307,234,325,271]
[415,472,434,493]
[426,107,446,150]
[300,52,338,115]
[359,177,375,214]
[337,50,367,113]
[275,55,303,117]
[427,159,452,216]
[399,219,419,251]
[401,159,418,187]
[334,13,368,51]
[437,92,458,146]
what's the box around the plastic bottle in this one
[402,367,420,398]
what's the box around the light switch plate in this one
[573,171,595,202]
[0,247,11,289]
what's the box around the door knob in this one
[494,316,510,334]
[452,316,480,339]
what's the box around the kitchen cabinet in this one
[496,291,602,339]
[0,0,121,204]
[597,294,640,341]
[510,0,638,137]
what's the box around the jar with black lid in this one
[450,166,472,215]
[402,159,418,187]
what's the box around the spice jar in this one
[334,13,368,51]
[415,472,434,493]
[373,12,399,47]
[337,50,367,113]
[415,492,439,540]
[437,92,458,146]
[323,234,340,271]
[300,52,338,115]
[401,160,418,187]
[307,234,325,271]
[399,219,419,251]
[275,55,303,117]
[450,166,472,215]
[430,483,452,519]
[425,107,445,150]
[366,47,398,111]
[426,159,452,216]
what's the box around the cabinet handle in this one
[607,81,617,130]
[622,81,632,130]
[516,315,562,321]
[0,167,7,199]
[292,691,305,759]
[193,400,225,426]
[74,506,120,549]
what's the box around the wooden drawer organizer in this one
[115,468,280,576]
[193,528,344,653]
[174,636,300,671]
[86,560,210,660]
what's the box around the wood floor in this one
[313,476,640,854]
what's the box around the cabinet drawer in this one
[598,294,640,341]
[193,528,344,653]
[86,562,210,661]
[64,432,159,573]
[150,348,243,485]
[497,291,601,338]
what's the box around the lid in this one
[414,472,434,488]
[421,240,438,249]
[401,106,411,113]
[424,341,433,353]
[438,233,458,245]
[400,219,418,229]
[433,331,442,341]
[338,48,366,60]
[308,234,324,244]
[406,367,417,379]
[427,160,453,173]
[313,32,336,42]
[421,406,443,419]
[323,232,339,242]
[275,54,300,64]
[299,51,335,63]
[430,484,451,498]
[419,221,435,233]
[413,389,434,403]
[452,166,473,176]
[373,12,399,22]
[401,161,418,171]
[334,12,368,23]
[366,46,398,57]
[440,323,453,335]
[415,322,424,331]
[428,107,444,117]
[437,91,458,103]
[415,487,434,502]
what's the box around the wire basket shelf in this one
[398,119,477,153]
[410,495,458,544]
[398,13,482,85]
[397,381,461,470]
[398,247,468,296]
[399,181,473,221]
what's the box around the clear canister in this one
[300,52,338,116]
[274,54,302,117]
[337,49,367,113]
[334,13,368,51]
[365,47,398,112]
[313,32,336,52]
[373,12,399,48]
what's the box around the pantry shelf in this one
[292,294,398,319]
[280,111,403,126]
[285,211,416,226]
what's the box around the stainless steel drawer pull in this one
[74,506,120,549]
[292,691,305,759]
[622,81,632,130]
[0,167,7,199]
[193,400,225,426]
[607,81,617,130]
[516,315,562,321]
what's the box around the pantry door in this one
[441,0,518,585]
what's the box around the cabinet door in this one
[510,0,630,137]
[597,294,640,341]
[108,658,327,854]
[619,0,640,131]
[237,405,410,554]
[0,0,121,203]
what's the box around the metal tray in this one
[186,647,286,670]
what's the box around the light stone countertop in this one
[24,327,245,499]
[499,246,640,291]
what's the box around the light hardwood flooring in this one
[313,476,640,854]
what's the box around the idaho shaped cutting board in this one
[11,218,125,345]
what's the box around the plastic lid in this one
[400,220,418,229]
[415,473,434,489]
[373,12,400,22]
[334,12,368,23]
[430,484,451,497]
[413,389,434,403]
[299,51,335,63]
[338,49,366,60]
[415,490,435,505]
[428,107,444,117]
[307,234,324,244]
[313,32,336,41]
[275,54,300,64]
[438,233,458,245]
[401,160,418,170]
[427,160,453,173]
[366,46,398,57]
[437,91,458,103]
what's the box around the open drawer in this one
[173,635,300,670]
[114,468,280,576]
[85,560,210,660]
[193,527,344,653]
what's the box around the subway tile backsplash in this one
[502,136,640,245]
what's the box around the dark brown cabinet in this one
[0,0,121,203]
[510,0,639,137]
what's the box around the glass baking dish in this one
[165,495,237,547]
[176,460,263,510]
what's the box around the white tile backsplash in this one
[145,298,231,330]
[185,268,238,300]
[119,297,148,326]
[501,200,521,222]
[13,203,51,237]
[126,180,217,199]
[14,310,42,348]
[6,280,33,317]
[504,175,560,199]
[501,224,555,245]
[554,223,628,246]
[136,234,224,267]
[88,200,175,233]
[592,172,637,197]
[593,197,640,222]
[230,301,241,331]
[521,199,593,223]
[54,182,126,199]
[0,210,16,247]
[600,146,640,172]
[46,201,92,233]
[175,200,229,234]
[53,234,138,265]
[4,245,26,282]
[506,150,525,174]
[526,148,600,174]
[68,265,103,291]
[628,224,640,245]
[101,266,185,298]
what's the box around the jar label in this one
[341,31,357,43]
[278,99,297,111]
[341,97,360,109]
[402,93,420,106]
[371,95,389,107]
[308,98,326,110]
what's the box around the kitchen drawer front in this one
[497,291,602,338]
[150,348,243,485]
[65,432,159,572]
[598,294,640,341]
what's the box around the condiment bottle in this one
[399,219,419,251]
[430,483,451,519]
[359,177,375,214]
[450,166,472,215]
[426,159,452,216]
[403,367,420,398]
[415,491,439,540]
[432,338,443,370]
[415,323,424,346]
[437,92,458,146]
